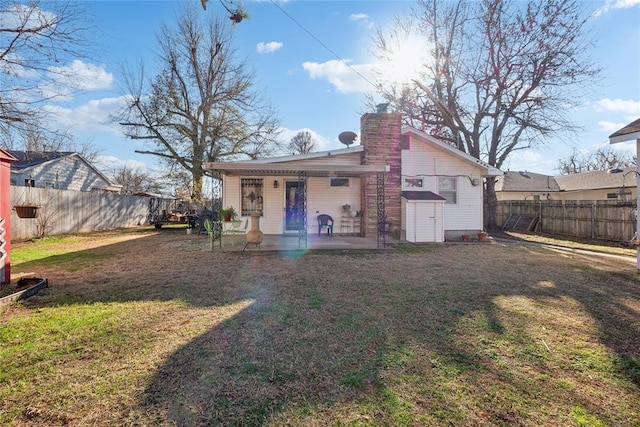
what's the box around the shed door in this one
[414,202,444,243]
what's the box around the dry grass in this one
[1,227,639,426]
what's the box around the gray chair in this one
[317,214,334,236]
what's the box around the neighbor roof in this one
[495,171,560,192]
[8,151,75,169]
[555,168,638,191]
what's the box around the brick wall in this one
[360,112,402,238]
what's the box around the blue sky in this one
[38,0,640,177]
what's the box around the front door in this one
[285,181,304,232]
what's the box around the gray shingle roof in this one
[402,191,446,201]
[495,171,560,192]
[610,118,640,139]
[496,168,638,193]
[8,150,75,169]
[554,168,637,191]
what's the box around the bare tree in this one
[118,6,280,202]
[110,165,161,195]
[372,0,599,228]
[0,0,92,146]
[556,148,636,175]
[288,130,317,155]
[16,121,101,162]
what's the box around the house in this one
[495,171,560,201]
[495,169,637,202]
[9,151,122,193]
[206,109,502,243]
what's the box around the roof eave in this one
[206,162,389,177]
[610,131,640,144]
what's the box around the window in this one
[241,178,263,216]
[330,178,350,187]
[607,193,618,199]
[438,177,457,204]
[404,178,423,188]
[24,179,34,187]
[45,182,56,189]
[533,195,540,201]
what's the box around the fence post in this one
[591,202,595,239]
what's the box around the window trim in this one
[404,178,423,188]
[438,176,457,204]
[330,177,350,187]
[240,177,264,216]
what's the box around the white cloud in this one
[594,0,640,16]
[48,60,113,91]
[44,96,127,133]
[349,13,373,28]
[598,120,627,133]
[39,60,113,101]
[94,155,148,176]
[256,41,283,54]
[278,127,330,151]
[302,59,373,94]
[594,98,640,115]
[349,13,369,21]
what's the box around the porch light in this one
[273,180,279,189]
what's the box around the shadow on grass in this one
[9,229,640,425]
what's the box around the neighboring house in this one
[495,171,560,201]
[496,169,638,202]
[8,151,122,193]
[206,109,502,243]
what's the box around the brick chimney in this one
[360,105,402,238]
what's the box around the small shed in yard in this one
[402,191,446,242]
[1,149,17,285]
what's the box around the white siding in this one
[222,175,361,235]
[307,177,360,235]
[402,138,484,231]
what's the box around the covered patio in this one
[205,160,391,248]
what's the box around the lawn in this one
[1,228,639,426]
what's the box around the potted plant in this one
[219,206,238,222]
[14,201,40,219]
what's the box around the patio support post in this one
[377,172,387,248]
[297,171,307,248]
[211,172,222,215]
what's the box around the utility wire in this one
[269,0,378,91]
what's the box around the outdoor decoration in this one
[220,206,238,222]
[14,204,40,219]
[243,212,263,250]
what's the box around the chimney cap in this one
[376,103,390,114]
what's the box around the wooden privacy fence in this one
[497,200,637,242]
[10,186,149,241]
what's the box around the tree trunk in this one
[484,177,498,230]
[192,173,204,203]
